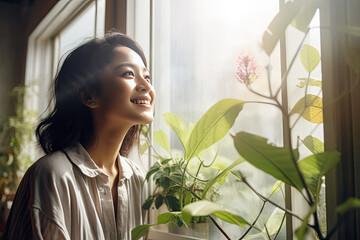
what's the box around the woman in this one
[2,32,155,239]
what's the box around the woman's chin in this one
[137,113,154,124]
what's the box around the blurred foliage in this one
[0,85,37,200]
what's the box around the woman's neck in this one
[83,123,131,176]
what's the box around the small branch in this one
[274,28,310,99]
[145,138,168,161]
[264,224,272,240]
[241,177,304,222]
[273,213,286,240]
[200,143,221,168]
[209,215,232,240]
[246,84,273,100]
[239,200,267,240]
[183,167,211,182]
[245,100,282,109]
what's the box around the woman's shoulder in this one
[29,150,73,176]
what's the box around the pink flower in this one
[236,54,261,85]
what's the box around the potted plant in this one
[140,125,220,239]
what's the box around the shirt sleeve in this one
[2,153,73,240]
[31,207,71,240]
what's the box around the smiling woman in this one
[1,32,154,240]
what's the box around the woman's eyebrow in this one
[113,63,149,73]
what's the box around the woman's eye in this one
[122,71,134,77]
[145,75,151,83]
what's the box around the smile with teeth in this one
[130,99,151,105]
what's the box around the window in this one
[130,0,325,239]
[24,0,359,238]
[25,0,105,158]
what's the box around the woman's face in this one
[95,46,155,126]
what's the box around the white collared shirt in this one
[2,143,147,240]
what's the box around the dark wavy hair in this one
[36,32,147,156]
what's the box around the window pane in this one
[152,0,285,238]
[285,10,325,236]
[58,2,96,59]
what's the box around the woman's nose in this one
[136,76,152,92]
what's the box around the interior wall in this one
[0,2,21,131]
[0,0,57,149]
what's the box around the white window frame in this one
[25,0,105,158]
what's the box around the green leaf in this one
[211,161,228,171]
[141,125,148,136]
[157,177,171,189]
[157,212,179,224]
[145,166,160,181]
[165,196,180,211]
[154,130,171,155]
[161,158,172,165]
[131,224,156,240]
[184,191,192,206]
[263,208,285,235]
[164,166,171,176]
[336,198,360,214]
[155,195,164,209]
[297,78,322,88]
[202,157,244,198]
[182,200,249,227]
[291,0,322,32]
[300,44,321,72]
[298,151,340,197]
[153,170,166,181]
[290,94,323,123]
[295,205,316,240]
[271,180,284,196]
[169,172,182,184]
[234,132,303,190]
[189,122,195,131]
[140,142,148,155]
[262,0,302,55]
[142,196,154,210]
[185,99,244,160]
[301,136,324,154]
[163,113,189,151]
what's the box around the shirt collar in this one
[119,155,133,180]
[63,142,133,180]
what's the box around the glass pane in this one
[285,10,325,237]
[152,0,285,238]
[58,2,96,59]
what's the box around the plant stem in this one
[274,28,310,99]
[239,200,267,240]
[241,177,304,222]
[145,138,168,160]
[180,161,189,210]
[273,213,286,240]
[209,215,232,240]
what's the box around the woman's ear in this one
[78,87,98,108]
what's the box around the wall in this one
[0,0,57,149]
[0,2,21,146]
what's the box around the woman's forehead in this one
[111,46,145,67]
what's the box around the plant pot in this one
[168,222,209,239]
